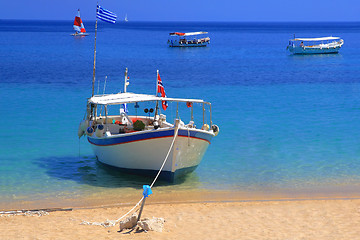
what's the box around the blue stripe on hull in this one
[97,159,198,182]
[88,128,213,146]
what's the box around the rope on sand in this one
[0,210,49,217]
[81,125,180,227]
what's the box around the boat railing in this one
[88,99,213,136]
[93,114,174,135]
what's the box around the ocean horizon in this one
[1,20,360,210]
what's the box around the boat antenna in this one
[124,68,129,93]
[97,77,100,95]
[91,8,98,97]
[103,76,107,95]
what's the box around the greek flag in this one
[121,103,128,113]
[96,5,117,24]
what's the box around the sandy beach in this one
[1,197,360,240]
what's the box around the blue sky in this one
[1,0,359,21]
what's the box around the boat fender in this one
[154,121,159,129]
[78,125,84,138]
[211,124,220,136]
[86,127,94,136]
[78,120,89,138]
[201,124,210,131]
[77,120,86,138]
[95,124,105,138]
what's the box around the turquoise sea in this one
[1,20,360,210]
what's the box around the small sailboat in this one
[124,14,128,22]
[71,9,89,36]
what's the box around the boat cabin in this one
[84,92,214,137]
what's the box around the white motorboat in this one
[168,32,210,47]
[78,69,219,182]
[287,36,344,54]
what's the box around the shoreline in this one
[2,198,360,239]
[2,188,360,212]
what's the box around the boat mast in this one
[154,70,159,117]
[91,19,98,97]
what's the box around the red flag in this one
[157,73,168,110]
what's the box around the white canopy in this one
[89,92,208,105]
[170,31,208,36]
[183,31,208,36]
[290,36,341,41]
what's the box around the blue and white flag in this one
[121,103,128,113]
[96,5,117,24]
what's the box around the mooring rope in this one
[81,124,180,227]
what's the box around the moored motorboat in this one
[78,70,219,182]
[287,36,344,54]
[168,32,210,47]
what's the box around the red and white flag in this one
[157,72,168,110]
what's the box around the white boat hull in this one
[288,46,341,54]
[88,128,213,181]
[71,33,89,36]
[168,42,209,47]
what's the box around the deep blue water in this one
[1,20,360,209]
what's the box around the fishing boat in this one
[78,69,219,182]
[168,32,210,47]
[71,9,89,36]
[287,36,344,54]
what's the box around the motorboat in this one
[78,69,219,182]
[168,31,210,47]
[287,36,343,54]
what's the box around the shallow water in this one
[1,21,360,210]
